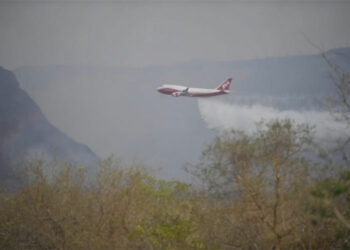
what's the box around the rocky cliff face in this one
[0,66,99,184]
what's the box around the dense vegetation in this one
[0,118,349,249]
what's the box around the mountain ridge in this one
[0,66,99,186]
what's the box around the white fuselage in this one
[157,84,228,97]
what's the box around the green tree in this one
[309,170,350,249]
[189,119,318,249]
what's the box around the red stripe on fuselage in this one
[157,88,179,95]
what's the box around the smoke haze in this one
[11,48,349,180]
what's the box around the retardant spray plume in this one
[197,99,349,146]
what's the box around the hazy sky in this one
[1,1,350,69]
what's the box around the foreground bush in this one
[0,158,211,249]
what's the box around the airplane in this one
[157,78,232,97]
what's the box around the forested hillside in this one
[1,51,349,249]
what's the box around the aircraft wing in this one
[179,87,189,96]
